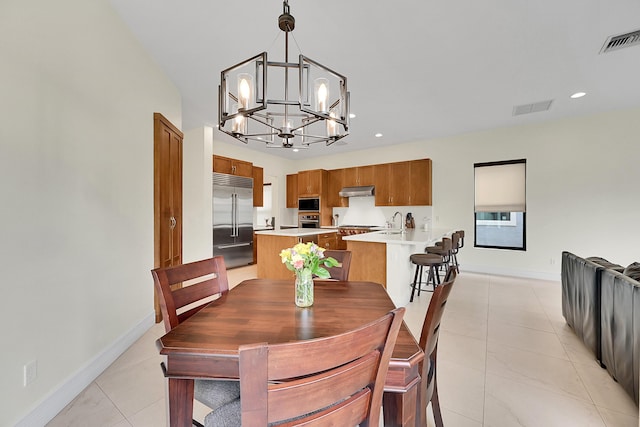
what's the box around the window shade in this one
[474,160,526,212]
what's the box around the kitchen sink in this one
[378,230,404,235]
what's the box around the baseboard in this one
[462,264,561,282]
[14,312,156,427]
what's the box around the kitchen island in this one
[255,228,338,280]
[343,228,451,306]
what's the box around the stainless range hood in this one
[339,185,375,197]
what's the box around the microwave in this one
[298,197,320,212]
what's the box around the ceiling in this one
[109,0,640,160]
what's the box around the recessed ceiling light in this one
[571,92,586,99]
[375,133,383,138]
[349,113,356,119]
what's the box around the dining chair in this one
[323,249,352,280]
[204,307,405,426]
[151,256,240,427]
[416,266,458,427]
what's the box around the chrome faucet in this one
[392,211,404,230]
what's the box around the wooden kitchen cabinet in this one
[318,232,338,250]
[408,158,432,205]
[343,165,374,187]
[374,159,431,206]
[252,166,264,207]
[297,169,326,197]
[327,168,347,207]
[375,162,411,206]
[212,155,253,177]
[286,174,298,208]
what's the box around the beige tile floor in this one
[47,266,639,427]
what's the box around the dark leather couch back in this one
[600,268,640,402]
[561,251,603,361]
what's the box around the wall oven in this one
[298,214,320,228]
[298,197,320,212]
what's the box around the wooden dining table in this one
[157,278,424,427]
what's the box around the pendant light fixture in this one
[218,1,350,149]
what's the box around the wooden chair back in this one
[238,307,405,426]
[151,256,230,333]
[323,250,352,280]
[417,266,457,427]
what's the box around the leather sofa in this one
[561,251,640,403]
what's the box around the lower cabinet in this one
[318,232,338,250]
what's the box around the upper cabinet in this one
[212,155,253,177]
[409,158,432,205]
[343,165,374,187]
[375,159,431,206]
[286,174,298,208]
[327,169,346,208]
[297,169,327,197]
[286,159,431,209]
[252,166,264,207]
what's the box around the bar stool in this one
[426,236,454,272]
[409,254,446,302]
[451,230,464,273]
[410,238,452,302]
[456,230,465,248]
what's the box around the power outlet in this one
[24,360,37,387]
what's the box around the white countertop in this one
[342,228,451,246]
[254,228,338,237]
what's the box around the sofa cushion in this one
[623,262,640,282]
[586,257,625,273]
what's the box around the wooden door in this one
[154,113,183,322]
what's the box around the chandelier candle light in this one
[218,1,350,150]
[279,242,339,307]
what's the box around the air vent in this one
[512,100,553,116]
[600,29,640,54]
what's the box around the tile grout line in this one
[94,381,130,427]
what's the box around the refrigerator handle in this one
[232,193,238,237]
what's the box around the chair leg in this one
[410,264,420,302]
[417,265,424,296]
[431,379,444,427]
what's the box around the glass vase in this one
[295,268,314,307]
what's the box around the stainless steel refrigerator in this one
[212,172,253,268]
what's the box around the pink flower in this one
[293,259,304,269]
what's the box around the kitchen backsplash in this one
[332,196,433,229]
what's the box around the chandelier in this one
[218,1,350,149]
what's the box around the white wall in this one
[287,108,640,279]
[0,1,181,425]
[183,127,214,262]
